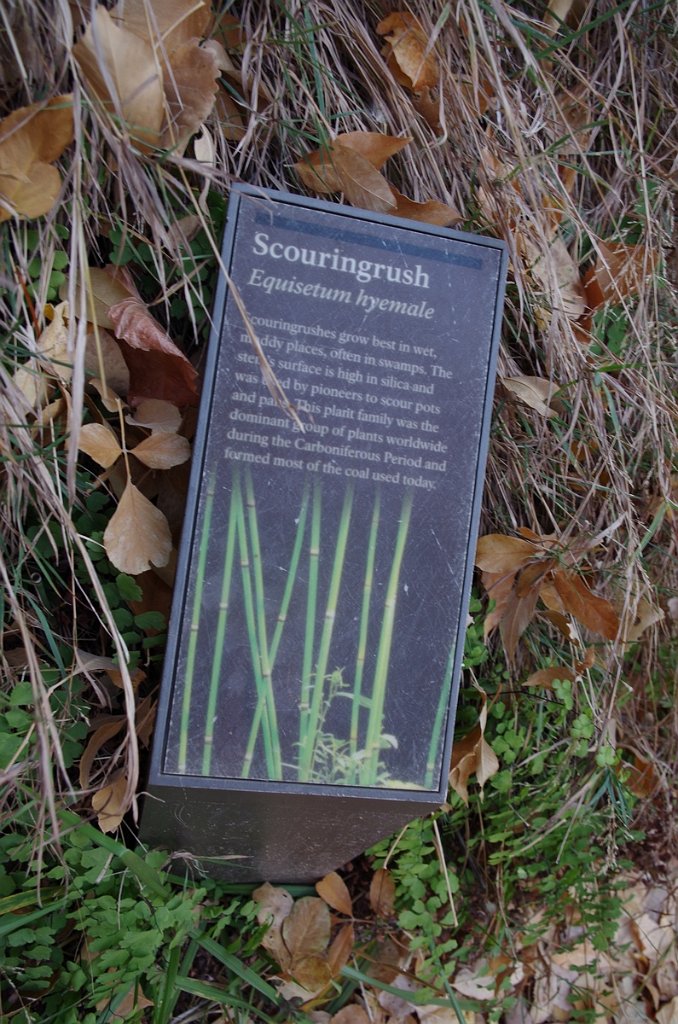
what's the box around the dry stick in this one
[299,481,355,782]
[241,475,311,775]
[424,640,456,789]
[243,468,282,779]
[349,488,382,782]
[233,468,278,780]
[298,475,322,774]
[202,481,238,776]
[362,489,414,786]
[178,476,216,774]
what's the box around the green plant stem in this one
[349,489,381,782]
[299,480,354,781]
[233,468,280,780]
[298,475,322,765]
[202,483,238,776]
[241,476,310,776]
[362,489,414,786]
[424,641,456,789]
[178,477,215,774]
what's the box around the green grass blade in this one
[193,933,279,1001]
[298,474,322,770]
[350,488,381,781]
[424,641,456,789]
[178,476,216,773]
[362,489,414,785]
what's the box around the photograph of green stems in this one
[171,462,453,788]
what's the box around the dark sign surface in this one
[145,186,506,878]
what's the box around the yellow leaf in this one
[315,871,352,917]
[92,774,128,832]
[130,431,191,469]
[73,7,164,151]
[0,95,73,222]
[103,480,172,574]
[377,13,438,92]
[78,422,123,469]
[369,868,396,918]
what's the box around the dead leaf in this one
[130,432,191,469]
[103,479,172,574]
[92,774,128,831]
[326,924,355,977]
[501,376,559,418]
[162,39,225,153]
[295,133,407,210]
[336,132,411,170]
[450,700,499,803]
[390,189,461,226]
[523,666,575,688]
[583,240,659,310]
[73,8,164,151]
[377,13,438,92]
[0,95,73,222]
[85,328,131,395]
[79,717,126,789]
[624,596,665,643]
[370,868,396,918]
[252,882,294,964]
[281,897,331,964]
[451,962,496,1001]
[475,535,537,574]
[623,753,660,799]
[552,569,619,640]
[292,955,332,992]
[14,301,71,407]
[656,997,678,1024]
[523,236,585,319]
[315,871,352,917]
[78,422,123,469]
[544,0,587,35]
[127,399,183,433]
[331,1006,370,1024]
[67,267,132,330]
[108,269,198,406]
[111,0,211,53]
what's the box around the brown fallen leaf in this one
[623,596,664,643]
[103,479,172,574]
[127,398,183,433]
[370,867,396,918]
[252,882,294,965]
[78,422,123,469]
[449,700,499,803]
[390,189,461,226]
[85,328,131,395]
[315,871,352,917]
[281,897,331,966]
[73,7,164,151]
[377,12,438,92]
[331,1005,370,1024]
[162,38,227,153]
[92,774,128,832]
[523,236,586,320]
[552,569,619,640]
[111,0,211,53]
[326,923,355,977]
[583,240,658,310]
[475,534,537,574]
[79,717,126,789]
[523,666,575,688]
[130,432,191,469]
[317,145,396,214]
[294,133,409,198]
[0,95,73,222]
[107,268,198,406]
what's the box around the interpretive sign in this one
[143,184,507,881]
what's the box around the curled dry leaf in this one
[79,717,125,789]
[390,189,461,226]
[552,569,619,640]
[377,12,438,92]
[523,666,575,688]
[73,8,164,151]
[583,240,658,310]
[14,301,71,408]
[78,422,123,469]
[522,236,585,320]
[315,871,352,917]
[326,923,355,977]
[130,432,191,469]
[370,867,396,918]
[0,94,73,222]
[624,596,664,643]
[103,479,172,574]
[449,699,499,803]
[500,375,559,419]
[92,774,128,832]
[161,37,226,152]
[108,268,198,406]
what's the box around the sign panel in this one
[145,186,506,878]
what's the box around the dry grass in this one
[1,0,676,860]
